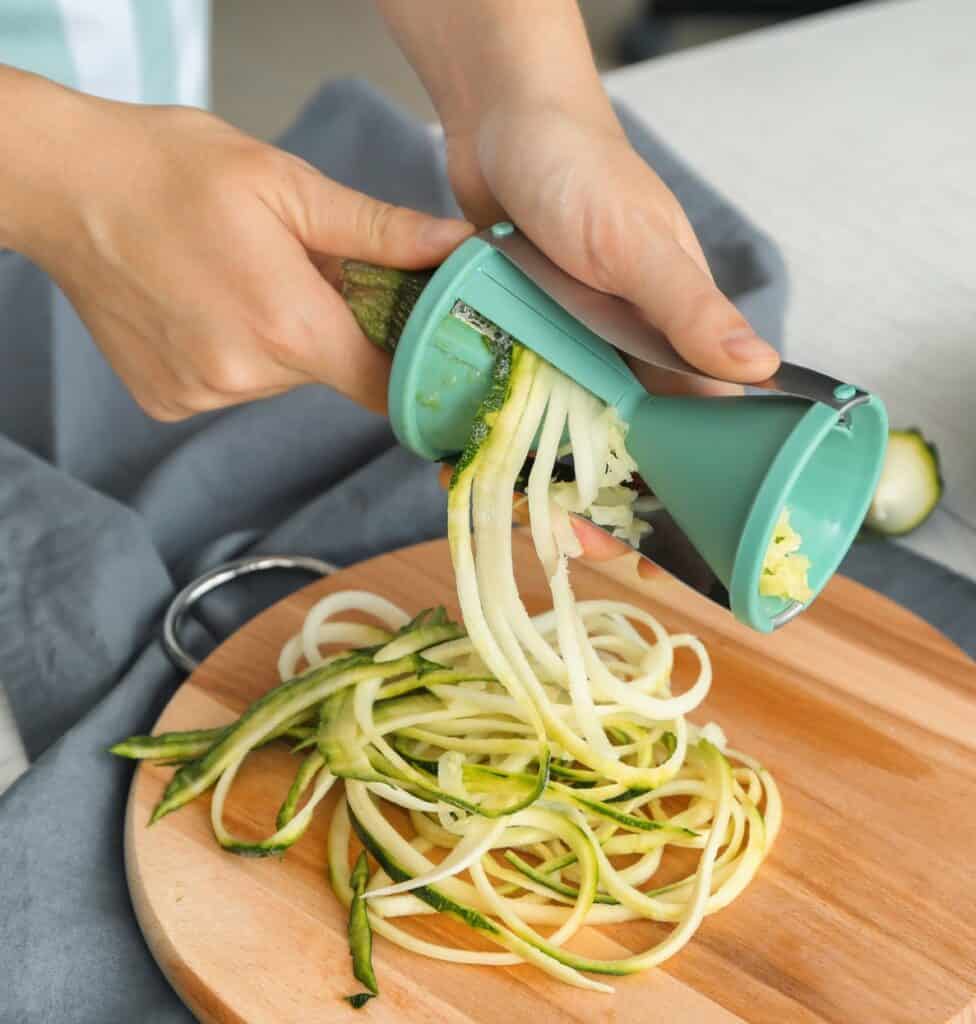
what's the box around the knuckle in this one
[664,286,731,341]
[184,385,222,411]
[137,394,188,422]
[264,331,305,368]
[257,306,318,366]
[578,204,634,291]
[580,197,677,295]
[197,354,263,398]
[220,139,284,188]
[358,199,397,251]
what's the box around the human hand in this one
[0,72,472,419]
[444,102,784,568]
[445,100,780,399]
[376,1,779,568]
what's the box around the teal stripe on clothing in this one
[129,0,177,105]
[0,0,77,90]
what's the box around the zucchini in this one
[111,313,780,1000]
[149,653,417,824]
[275,749,326,830]
[449,332,516,488]
[373,607,465,663]
[340,261,430,353]
[347,786,615,992]
[503,850,618,906]
[109,717,314,765]
[347,851,379,999]
[865,428,943,536]
[760,507,812,602]
[344,993,374,1010]
[109,727,226,763]
[209,754,335,858]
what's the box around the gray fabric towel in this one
[0,79,971,1024]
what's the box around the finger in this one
[285,163,474,268]
[628,361,745,398]
[293,281,394,414]
[619,237,780,384]
[440,458,657,579]
[570,516,632,562]
[572,517,660,581]
[636,558,659,580]
[625,224,743,397]
[248,224,395,414]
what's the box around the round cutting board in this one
[124,533,976,1024]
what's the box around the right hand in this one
[447,99,780,400]
[1,73,472,419]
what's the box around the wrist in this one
[0,68,93,258]
[445,92,620,190]
[445,65,614,143]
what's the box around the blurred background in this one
[212,0,861,139]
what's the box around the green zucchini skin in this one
[567,792,695,836]
[503,851,618,906]
[149,653,417,824]
[348,851,379,996]
[344,992,375,1009]
[339,261,431,353]
[449,337,517,488]
[374,623,465,663]
[348,804,629,982]
[110,720,314,765]
[317,684,553,819]
[375,665,487,701]
[109,727,228,762]
[275,749,326,830]
[350,806,503,938]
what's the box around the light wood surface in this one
[125,533,976,1024]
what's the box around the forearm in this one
[375,0,613,135]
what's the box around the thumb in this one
[618,234,780,384]
[284,162,473,268]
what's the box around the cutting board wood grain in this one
[125,534,976,1024]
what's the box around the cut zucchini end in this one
[864,428,943,537]
[340,260,431,354]
[344,992,375,1010]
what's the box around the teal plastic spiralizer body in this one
[388,223,888,632]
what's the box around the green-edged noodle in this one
[348,851,379,995]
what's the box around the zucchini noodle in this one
[115,339,780,998]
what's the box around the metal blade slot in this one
[450,300,513,348]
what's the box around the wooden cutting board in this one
[125,533,976,1024]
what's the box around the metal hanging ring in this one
[162,554,337,675]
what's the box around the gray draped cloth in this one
[0,80,971,1024]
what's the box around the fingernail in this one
[421,218,472,251]
[723,329,774,362]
